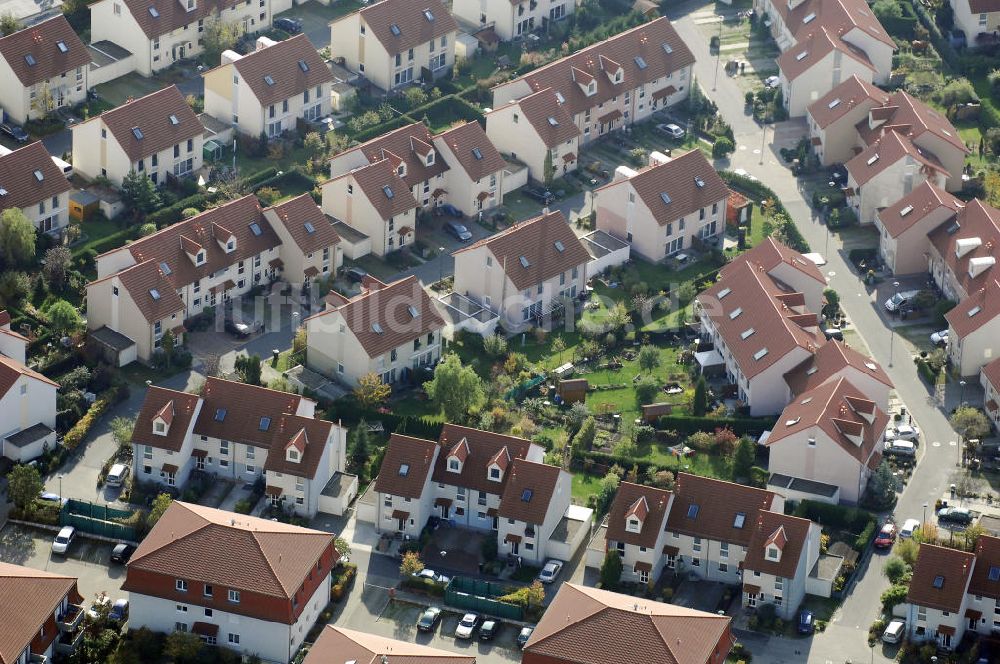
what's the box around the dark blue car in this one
[797,609,814,635]
[438,203,463,218]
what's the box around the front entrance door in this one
[747,593,757,608]
[196,456,205,470]
[440,504,448,518]
[510,540,520,555]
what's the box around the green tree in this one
[637,345,661,374]
[42,246,72,291]
[895,537,919,566]
[8,464,43,511]
[543,149,554,186]
[595,470,620,514]
[147,493,173,528]
[499,580,546,608]
[950,406,990,440]
[872,0,903,20]
[483,334,507,358]
[202,13,243,66]
[350,422,370,473]
[400,551,424,576]
[109,416,136,453]
[160,329,176,366]
[692,375,708,416]
[0,208,36,268]
[163,631,203,664]
[354,372,392,409]
[572,416,597,453]
[822,287,841,318]
[634,375,659,406]
[48,299,81,335]
[334,536,352,561]
[883,557,910,584]
[234,354,263,385]
[424,353,486,422]
[866,460,898,509]
[732,436,756,479]
[120,170,161,220]
[599,550,623,590]
[712,137,735,159]
[551,335,567,364]
[0,12,21,35]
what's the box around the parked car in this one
[874,523,897,548]
[517,626,535,649]
[416,607,442,632]
[937,506,973,525]
[52,526,75,554]
[455,613,481,639]
[38,491,67,505]
[731,168,759,182]
[899,518,921,539]
[111,543,135,564]
[884,290,920,312]
[822,328,844,341]
[224,318,251,339]
[538,559,563,584]
[273,16,302,32]
[345,266,368,283]
[883,440,916,457]
[931,329,949,346]
[106,463,128,487]
[797,609,815,635]
[882,618,906,644]
[884,425,920,442]
[438,203,463,218]
[1,122,29,142]
[109,599,129,622]
[656,123,685,139]
[444,220,472,242]
[522,186,554,205]
[480,619,500,640]
[413,569,450,584]
[87,595,111,619]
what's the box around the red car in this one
[874,523,897,548]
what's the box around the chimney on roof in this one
[542,207,549,215]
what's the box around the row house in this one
[754,0,894,117]
[452,0,575,41]
[810,80,968,191]
[322,159,417,256]
[452,210,590,330]
[594,148,729,261]
[484,86,578,183]
[875,181,964,275]
[328,0,456,92]
[431,121,507,215]
[305,626,476,664]
[0,16,91,125]
[304,275,446,387]
[124,502,336,663]
[0,141,72,237]
[982,357,1000,431]
[740,511,821,620]
[783,339,894,414]
[843,128,949,226]
[90,0,290,76]
[765,377,889,504]
[951,0,1000,47]
[86,194,340,364]
[695,252,825,417]
[0,562,85,664]
[487,17,695,177]
[72,85,205,187]
[903,537,1000,650]
[203,34,333,138]
[522,583,734,664]
[0,311,58,463]
[130,377,348,517]
[367,426,574,566]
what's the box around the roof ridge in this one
[250,529,298,595]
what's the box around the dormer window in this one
[287,449,300,462]
[195,251,205,265]
[448,457,461,472]
[154,421,166,434]
[587,81,596,95]
[397,164,405,177]
[426,152,435,166]
[226,238,235,253]
[489,466,501,481]
[614,69,623,83]
[626,517,641,533]
[766,545,780,561]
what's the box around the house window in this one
[203,584,213,597]
[220,440,229,456]
[228,590,240,603]
[489,467,500,480]
[176,579,188,592]
[228,634,240,645]
[719,562,728,573]
[693,537,702,553]
[176,604,187,612]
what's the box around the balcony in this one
[58,604,85,632]
[29,655,48,664]
[55,627,84,655]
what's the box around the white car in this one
[899,518,921,539]
[885,425,920,442]
[882,618,906,644]
[52,525,76,554]
[538,559,564,584]
[455,613,480,639]
[732,168,758,182]
[106,463,128,487]
[413,569,451,585]
[657,123,685,139]
[930,329,949,346]
[764,75,780,88]
[884,290,920,312]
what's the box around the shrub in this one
[712,137,735,159]
[880,583,908,612]
[62,389,116,450]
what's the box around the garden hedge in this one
[654,414,777,438]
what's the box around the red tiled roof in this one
[305,626,476,664]
[338,122,449,189]
[970,0,1000,12]
[89,85,204,161]
[930,199,1000,300]
[352,0,457,54]
[433,121,506,183]
[722,237,827,286]
[524,583,733,664]
[968,535,1000,600]
[230,34,333,107]
[605,482,672,550]
[907,543,975,612]
[453,210,590,291]
[341,159,419,220]
[496,458,563,525]
[432,424,535,496]
[876,180,963,239]
[807,75,890,129]
[0,16,91,87]
[119,0,242,38]
[265,194,341,255]
[0,562,82,664]
[0,141,72,213]
[743,512,812,579]
[770,0,893,48]
[983,357,1000,393]
[784,340,893,397]
[374,434,439,499]
[875,90,968,154]
[0,350,58,401]
[845,129,946,187]
[777,26,874,82]
[665,473,775,547]
[947,277,1000,338]
[490,87,579,149]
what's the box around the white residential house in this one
[0,311,58,463]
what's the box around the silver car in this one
[538,559,563,584]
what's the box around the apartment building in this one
[452,210,589,330]
[0,141,72,237]
[305,626,476,664]
[0,562,85,663]
[71,85,205,186]
[0,16,91,125]
[594,148,728,261]
[981,357,1000,431]
[487,17,694,174]
[522,583,734,664]
[124,501,336,663]
[951,0,1000,47]
[328,0,456,91]
[875,181,964,275]
[131,377,348,516]
[86,194,340,364]
[765,377,889,504]
[203,34,332,138]
[304,275,446,387]
[90,0,289,76]
[0,311,58,463]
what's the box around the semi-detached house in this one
[130,377,349,517]
[0,16,91,125]
[328,0,456,92]
[0,562,85,664]
[875,181,964,275]
[951,0,1000,47]
[452,0,575,42]
[0,311,58,464]
[203,34,332,138]
[71,85,205,187]
[0,141,72,238]
[305,626,476,664]
[487,17,694,180]
[124,502,336,663]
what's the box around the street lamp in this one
[712,16,723,91]
[759,123,767,165]
[922,502,928,528]
[888,281,900,367]
[58,474,63,503]
[960,379,967,406]
[438,246,446,285]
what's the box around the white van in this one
[106,463,128,487]
[884,290,920,312]
[882,619,905,644]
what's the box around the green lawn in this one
[571,472,602,505]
